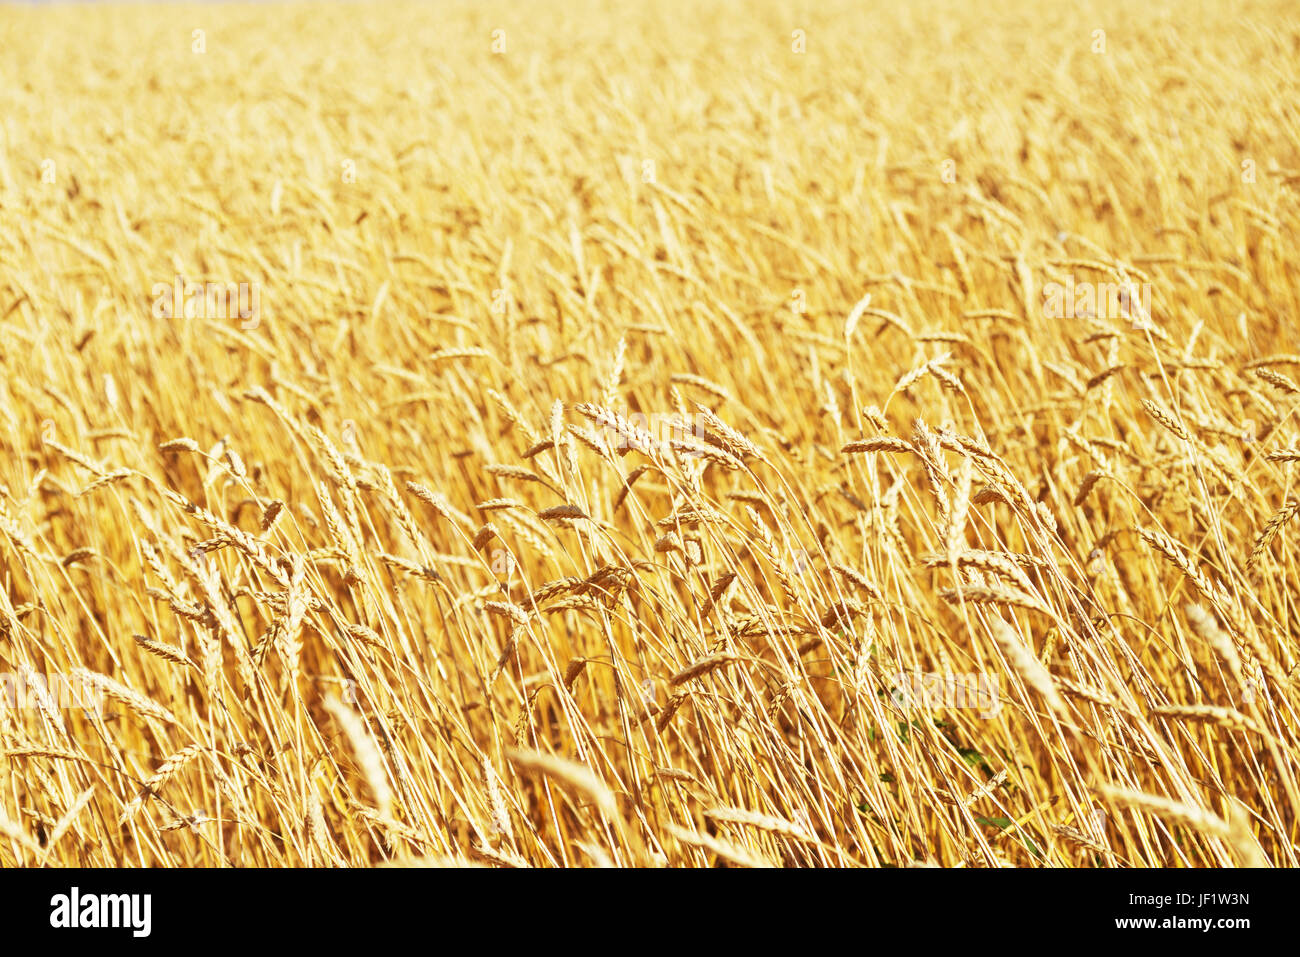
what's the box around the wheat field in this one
[0,0,1298,868]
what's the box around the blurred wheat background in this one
[0,0,1298,867]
